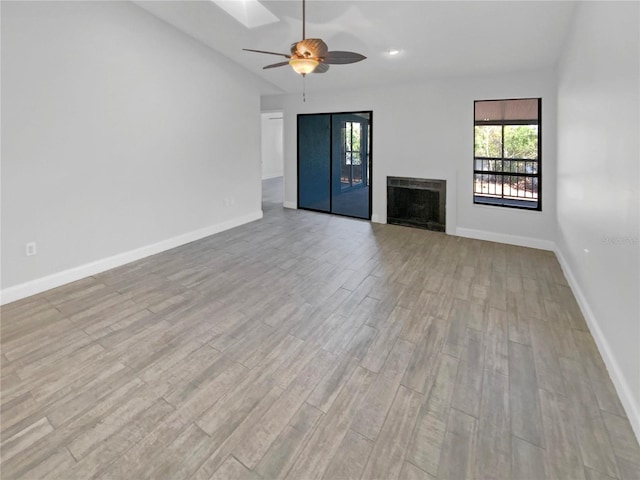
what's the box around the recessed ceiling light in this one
[387,48,400,56]
[212,0,279,29]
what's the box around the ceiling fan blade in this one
[312,62,330,74]
[322,51,367,65]
[243,48,291,59]
[297,38,328,58]
[263,61,290,70]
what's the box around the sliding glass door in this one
[298,111,372,220]
[298,114,331,212]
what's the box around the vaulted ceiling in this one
[134,1,578,95]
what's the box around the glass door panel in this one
[298,114,331,212]
[331,113,370,219]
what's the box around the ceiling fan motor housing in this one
[292,38,329,59]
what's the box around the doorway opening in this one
[261,111,283,181]
[261,111,284,212]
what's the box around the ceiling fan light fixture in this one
[289,58,319,75]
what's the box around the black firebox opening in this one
[387,177,446,232]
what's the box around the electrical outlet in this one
[26,242,37,256]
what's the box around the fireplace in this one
[387,177,446,232]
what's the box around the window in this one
[344,121,361,166]
[473,98,541,210]
[342,121,365,189]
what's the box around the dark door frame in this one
[297,110,373,221]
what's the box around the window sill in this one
[473,197,541,212]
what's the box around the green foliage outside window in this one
[474,125,538,159]
[474,125,502,158]
[504,125,538,159]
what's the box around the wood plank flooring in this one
[1,181,639,479]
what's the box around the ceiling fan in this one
[243,0,366,77]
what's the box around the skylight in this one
[212,0,279,29]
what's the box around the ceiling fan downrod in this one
[302,0,306,40]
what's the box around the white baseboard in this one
[0,211,263,306]
[455,227,555,251]
[554,246,640,443]
[262,173,283,180]
[283,201,297,209]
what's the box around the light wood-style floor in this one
[1,179,638,479]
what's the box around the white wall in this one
[261,112,283,179]
[1,1,264,301]
[556,1,640,438]
[269,70,557,248]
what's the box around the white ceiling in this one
[134,0,578,96]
